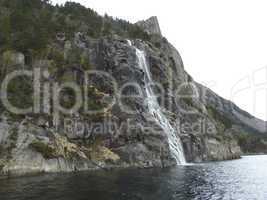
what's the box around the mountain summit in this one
[136,16,162,36]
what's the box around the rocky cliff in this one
[136,16,162,36]
[0,1,266,178]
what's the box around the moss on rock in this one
[207,105,232,130]
[29,141,56,159]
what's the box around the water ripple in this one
[0,155,267,200]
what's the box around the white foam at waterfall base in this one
[127,40,186,165]
[127,40,132,46]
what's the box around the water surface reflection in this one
[0,155,267,200]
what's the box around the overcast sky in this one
[52,0,267,120]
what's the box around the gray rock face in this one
[0,16,265,178]
[0,119,122,177]
[181,134,241,162]
[200,84,267,134]
[136,16,162,36]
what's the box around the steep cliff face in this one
[0,2,266,177]
[136,16,162,36]
[201,84,267,134]
[137,17,267,159]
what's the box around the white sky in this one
[52,0,267,120]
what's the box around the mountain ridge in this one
[0,0,266,178]
[138,16,267,132]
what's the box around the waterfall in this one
[128,40,186,165]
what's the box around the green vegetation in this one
[5,127,19,159]
[234,132,267,154]
[59,87,77,110]
[29,140,56,159]
[206,105,232,130]
[0,0,150,55]
[0,161,4,171]
[182,96,205,114]
[47,47,65,69]
[80,53,91,70]
[7,75,33,110]
[2,51,13,66]
[0,1,150,115]
[9,127,18,141]
[183,98,194,107]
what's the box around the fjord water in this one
[131,41,186,164]
[1,155,267,200]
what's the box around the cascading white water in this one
[127,40,186,164]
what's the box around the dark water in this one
[0,155,267,200]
